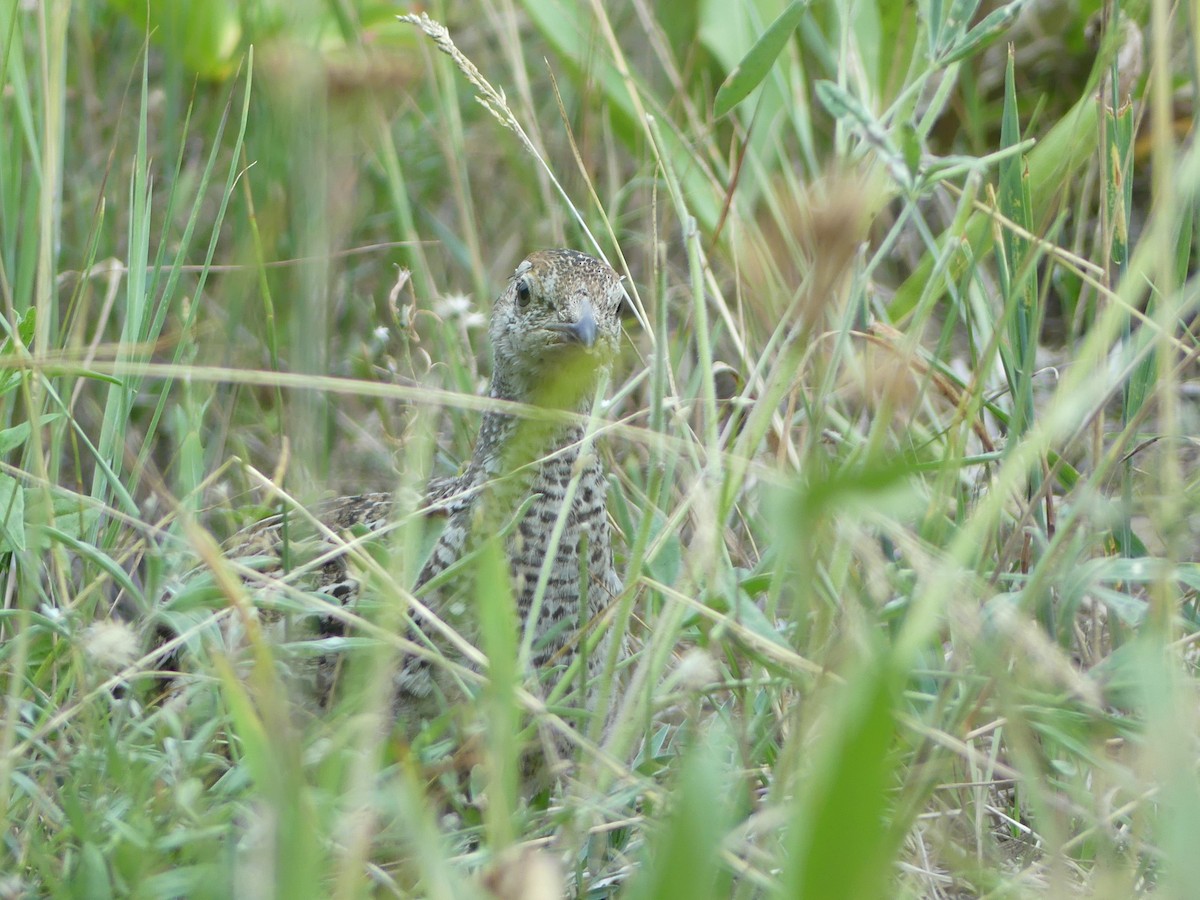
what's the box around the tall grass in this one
[2,0,1199,896]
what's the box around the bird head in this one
[489,249,626,408]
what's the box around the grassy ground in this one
[3,0,1200,896]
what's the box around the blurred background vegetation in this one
[3,0,1200,896]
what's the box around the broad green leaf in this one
[0,306,37,350]
[0,414,61,455]
[109,0,242,79]
[714,0,808,118]
[20,490,102,552]
[19,306,36,345]
[71,842,114,900]
[781,650,904,898]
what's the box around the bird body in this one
[224,249,626,731]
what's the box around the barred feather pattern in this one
[225,249,626,725]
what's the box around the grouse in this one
[219,249,627,738]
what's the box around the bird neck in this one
[468,374,591,483]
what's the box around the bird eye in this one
[515,279,532,308]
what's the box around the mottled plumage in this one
[228,249,626,725]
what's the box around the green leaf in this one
[476,536,519,845]
[38,526,143,602]
[20,490,102,552]
[659,0,702,68]
[815,79,910,188]
[897,122,923,176]
[940,0,985,43]
[997,44,1040,441]
[0,607,71,635]
[626,725,735,900]
[109,0,242,79]
[0,473,25,553]
[1089,587,1148,627]
[782,649,904,898]
[706,589,791,651]
[889,91,1099,320]
[714,0,809,118]
[0,306,37,351]
[923,0,946,51]
[211,655,274,792]
[71,842,114,900]
[794,452,924,525]
[138,866,226,899]
[1177,563,1200,593]
[0,414,61,455]
[938,0,1031,66]
[648,526,682,586]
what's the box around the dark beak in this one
[548,299,598,348]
